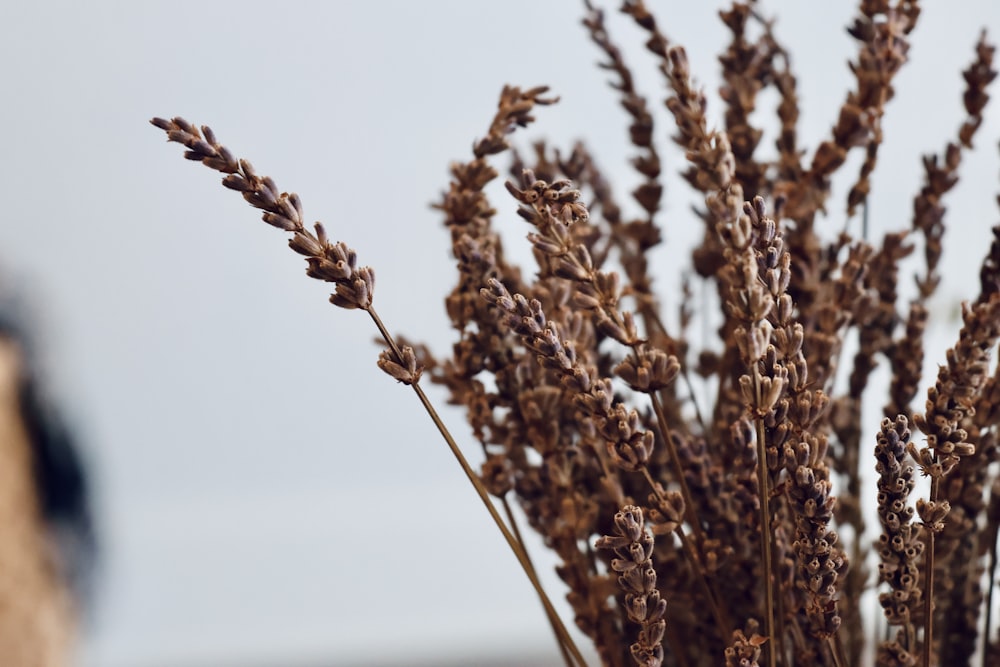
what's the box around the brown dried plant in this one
[152,2,1000,666]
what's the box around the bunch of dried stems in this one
[152,2,1000,666]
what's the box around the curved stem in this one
[367,306,589,667]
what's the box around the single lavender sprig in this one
[596,506,667,667]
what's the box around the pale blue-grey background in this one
[1,1,998,665]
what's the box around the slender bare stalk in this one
[647,395,706,550]
[150,116,588,667]
[370,308,589,667]
[752,369,777,667]
[922,492,937,667]
[499,496,575,667]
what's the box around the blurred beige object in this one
[0,339,74,666]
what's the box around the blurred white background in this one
[1,1,999,665]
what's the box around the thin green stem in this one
[367,306,589,667]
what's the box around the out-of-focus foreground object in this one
[0,309,93,666]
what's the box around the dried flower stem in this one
[719,198,786,667]
[370,308,589,667]
[151,117,588,667]
[921,488,938,667]
[910,296,1000,667]
[482,277,731,641]
[500,496,574,667]
[640,466,731,640]
[645,396,705,547]
[752,371,778,667]
[500,171,736,644]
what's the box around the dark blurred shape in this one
[0,298,95,665]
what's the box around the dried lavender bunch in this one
[150,2,1000,667]
[150,111,589,667]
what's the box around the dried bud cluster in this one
[911,296,1000,482]
[482,279,655,473]
[583,1,663,221]
[841,4,918,214]
[645,485,685,536]
[911,34,996,303]
[615,347,680,394]
[506,171,643,348]
[724,622,766,667]
[596,506,667,667]
[886,303,928,419]
[783,433,847,638]
[717,4,774,201]
[474,86,558,158]
[721,199,781,367]
[150,117,375,310]
[874,417,923,630]
[377,346,423,385]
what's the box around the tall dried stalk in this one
[151,2,1000,666]
[149,113,589,667]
